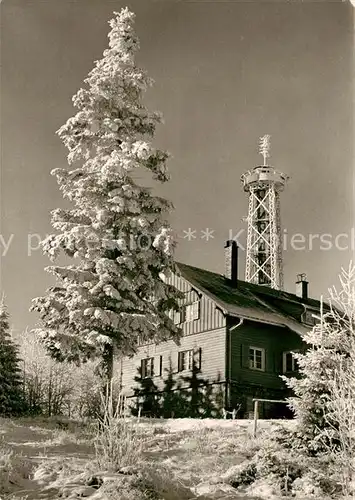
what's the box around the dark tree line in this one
[130,359,225,418]
[0,300,26,416]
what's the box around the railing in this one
[252,398,288,437]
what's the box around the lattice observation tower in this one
[241,135,288,290]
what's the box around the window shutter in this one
[141,359,145,379]
[194,347,202,370]
[178,352,183,372]
[180,306,186,323]
[198,347,202,370]
[193,301,200,320]
[241,344,249,368]
[159,355,163,376]
[262,349,266,372]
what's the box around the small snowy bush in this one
[227,432,340,499]
[94,385,143,471]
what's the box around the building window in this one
[303,310,319,326]
[174,310,182,324]
[141,357,154,378]
[249,347,265,371]
[168,309,182,325]
[283,351,299,373]
[185,301,200,322]
[178,349,194,372]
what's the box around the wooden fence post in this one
[253,400,259,438]
[252,398,288,437]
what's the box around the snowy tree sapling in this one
[0,298,25,416]
[282,263,355,455]
[31,8,181,381]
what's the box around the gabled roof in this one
[176,262,325,335]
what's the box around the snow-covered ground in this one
[0,416,305,500]
[138,416,295,433]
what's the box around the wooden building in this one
[117,241,322,418]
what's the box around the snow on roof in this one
[176,262,325,334]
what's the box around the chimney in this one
[296,273,309,300]
[224,240,238,285]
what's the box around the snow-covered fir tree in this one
[282,263,355,454]
[0,298,25,416]
[31,8,181,380]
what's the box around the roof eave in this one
[225,307,308,335]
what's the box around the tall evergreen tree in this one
[0,299,25,416]
[31,8,181,380]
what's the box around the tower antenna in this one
[259,134,271,166]
[241,135,288,290]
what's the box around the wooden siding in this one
[166,271,225,336]
[117,326,227,397]
[229,319,304,390]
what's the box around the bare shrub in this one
[16,329,101,418]
[94,383,143,471]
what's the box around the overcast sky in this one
[1,0,354,335]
